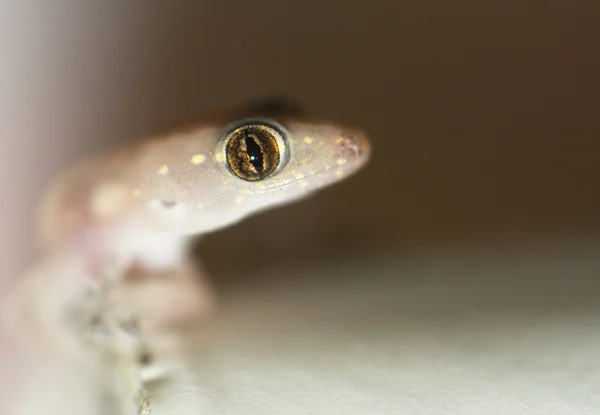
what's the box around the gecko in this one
[0,97,371,413]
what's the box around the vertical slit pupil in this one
[245,135,264,173]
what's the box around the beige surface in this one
[4,235,600,414]
[181,237,600,414]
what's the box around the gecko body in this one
[1,99,370,413]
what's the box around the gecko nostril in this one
[338,128,369,159]
[345,139,360,157]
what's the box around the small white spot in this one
[157,165,169,175]
[337,158,347,166]
[295,172,305,180]
[190,154,206,165]
[197,202,204,210]
[140,361,172,384]
[235,195,245,204]
[299,181,309,188]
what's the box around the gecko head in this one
[37,112,370,257]
[179,116,371,235]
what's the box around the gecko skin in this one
[3,100,371,355]
[40,105,370,269]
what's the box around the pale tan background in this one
[1,2,600,414]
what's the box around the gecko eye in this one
[224,122,283,181]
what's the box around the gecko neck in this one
[132,232,188,269]
[85,222,190,271]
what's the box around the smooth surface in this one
[6,235,600,414]
[186,237,600,414]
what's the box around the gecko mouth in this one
[255,162,366,194]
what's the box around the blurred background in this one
[1,1,599,280]
[1,1,599,414]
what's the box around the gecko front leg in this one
[1,248,212,415]
[92,256,214,415]
[1,250,104,360]
[105,257,215,338]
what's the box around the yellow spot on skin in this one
[303,136,314,144]
[157,165,169,175]
[235,195,245,204]
[337,158,347,166]
[190,154,206,165]
[336,169,345,178]
[257,183,266,190]
[295,172,305,180]
[300,181,309,188]
[132,188,141,197]
[215,152,225,163]
[336,137,344,144]
[91,183,128,218]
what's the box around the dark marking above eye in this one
[243,95,305,118]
